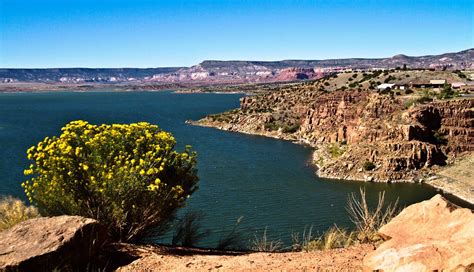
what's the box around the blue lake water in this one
[0,91,441,247]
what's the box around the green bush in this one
[264,121,280,131]
[0,196,39,231]
[23,120,199,242]
[362,161,376,171]
[436,85,459,100]
[329,143,345,158]
[282,123,300,134]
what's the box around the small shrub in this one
[329,143,345,158]
[264,122,279,131]
[0,196,39,231]
[292,225,357,251]
[436,85,459,100]
[315,226,357,250]
[291,225,315,252]
[251,227,282,252]
[379,87,391,95]
[346,188,399,243]
[23,120,199,242]
[282,123,300,134]
[362,161,376,171]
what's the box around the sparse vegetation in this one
[291,225,357,252]
[453,70,467,79]
[329,143,346,158]
[251,227,283,252]
[404,92,434,108]
[362,161,376,171]
[264,121,280,131]
[282,123,300,133]
[436,84,459,99]
[0,195,40,231]
[347,189,399,243]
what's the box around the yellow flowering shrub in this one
[23,120,198,242]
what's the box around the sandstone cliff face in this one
[300,94,473,181]
[199,87,473,182]
[274,67,320,81]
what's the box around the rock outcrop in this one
[274,67,320,81]
[363,195,474,271]
[0,215,106,272]
[198,80,474,183]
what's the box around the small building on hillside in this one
[410,79,446,89]
[377,83,395,90]
[451,82,466,89]
[429,79,446,86]
[377,83,406,90]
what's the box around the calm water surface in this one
[0,91,441,247]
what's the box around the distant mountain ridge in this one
[1,49,472,84]
[0,67,183,83]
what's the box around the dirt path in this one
[116,244,373,272]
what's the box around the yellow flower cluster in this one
[22,120,199,241]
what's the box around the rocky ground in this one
[425,154,474,204]
[116,244,373,272]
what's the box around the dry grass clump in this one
[251,227,283,252]
[291,225,357,252]
[0,195,40,231]
[313,226,357,250]
[346,188,398,243]
[290,188,399,252]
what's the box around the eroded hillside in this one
[194,70,473,183]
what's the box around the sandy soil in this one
[426,154,474,205]
[115,244,374,272]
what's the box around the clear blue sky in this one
[0,0,472,68]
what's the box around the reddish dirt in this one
[115,244,374,272]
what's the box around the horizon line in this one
[1,48,472,70]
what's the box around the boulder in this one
[363,194,474,271]
[0,215,106,272]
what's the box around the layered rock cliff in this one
[196,86,473,183]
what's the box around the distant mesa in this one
[0,48,472,85]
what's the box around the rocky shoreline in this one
[188,71,474,204]
[190,112,474,205]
